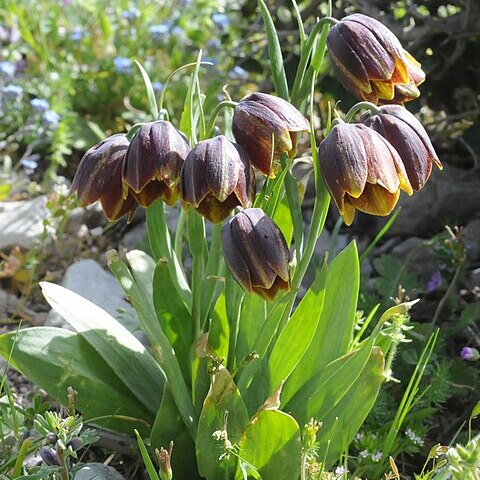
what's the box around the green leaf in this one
[151,385,200,479]
[209,293,230,362]
[257,0,289,100]
[108,252,198,440]
[315,346,385,467]
[135,61,159,120]
[282,242,359,402]
[153,259,192,381]
[196,367,249,480]
[471,401,480,419]
[238,410,301,480]
[267,266,327,396]
[285,335,376,423]
[272,198,294,247]
[135,430,161,480]
[235,295,267,365]
[146,201,191,306]
[126,250,156,310]
[40,282,165,415]
[236,297,291,394]
[0,327,152,434]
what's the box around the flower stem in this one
[187,209,206,340]
[206,100,238,137]
[344,101,382,123]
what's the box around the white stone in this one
[74,463,125,480]
[0,196,49,249]
[46,259,139,331]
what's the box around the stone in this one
[462,219,480,263]
[46,259,139,331]
[390,165,480,237]
[74,463,125,480]
[0,196,49,249]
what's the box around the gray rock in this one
[46,259,139,331]
[74,463,125,480]
[390,237,438,276]
[0,196,49,249]
[391,165,480,237]
[462,219,480,263]
[121,222,146,250]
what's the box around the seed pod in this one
[39,447,60,466]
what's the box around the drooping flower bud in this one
[232,92,310,176]
[222,208,290,301]
[66,437,83,451]
[71,134,137,221]
[123,120,190,207]
[319,122,413,226]
[362,105,442,191]
[327,14,425,104]
[39,447,60,466]
[181,135,255,223]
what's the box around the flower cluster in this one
[72,93,307,299]
[319,103,441,226]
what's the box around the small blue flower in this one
[427,270,442,293]
[70,27,86,42]
[121,6,140,22]
[150,23,169,40]
[152,82,164,93]
[212,13,229,29]
[113,57,132,74]
[207,38,221,51]
[229,66,248,80]
[0,61,15,79]
[30,98,50,112]
[2,84,22,100]
[20,156,39,171]
[42,110,61,129]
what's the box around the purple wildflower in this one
[427,270,442,293]
[460,347,479,361]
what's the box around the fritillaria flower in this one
[123,120,190,207]
[232,92,310,176]
[362,105,442,191]
[71,134,137,221]
[327,14,425,104]
[181,135,255,223]
[319,122,413,225]
[222,208,290,301]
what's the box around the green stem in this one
[281,155,304,260]
[226,284,244,373]
[344,101,382,123]
[57,447,69,480]
[174,207,186,265]
[201,224,223,325]
[158,60,214,111]
[206,100,238,137]
[187,209,206,340]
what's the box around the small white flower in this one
[371,451,383,462]
[359,449,370,458]
[334,465,347,477]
